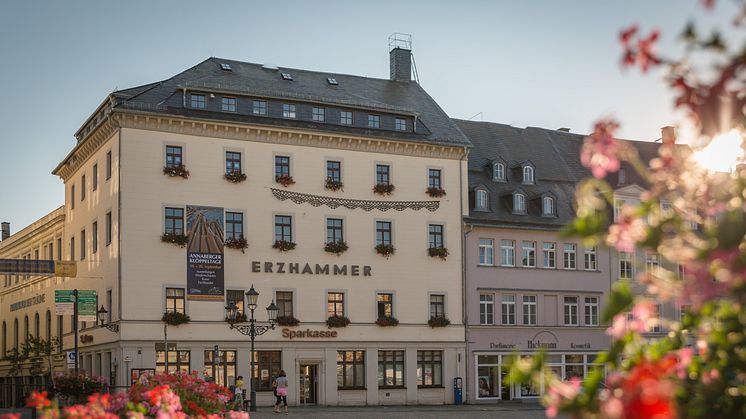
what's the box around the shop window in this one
[417,350,443,387]
[156,349,190,374]
[378,350,405,388]
[204,350,237,387]
[337,350,365,389]
[251,351,282,391]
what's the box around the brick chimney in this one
[389,47,412,82]
[1,222,9,240]
[661,126,676,145]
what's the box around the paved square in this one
[248,404,547,419]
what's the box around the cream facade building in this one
[1,47,470,406]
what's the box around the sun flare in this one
[692,129,744,172]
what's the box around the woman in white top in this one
[273,370,289,414]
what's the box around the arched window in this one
[46,310,52,342]
[493,163,505,181]
[2,321,6,356]
[523,166,534,184]
[34,312,40,339]
[514,193,526,213]
[543,196,555,215]
[13,318,18,351]
[24,316,29,343]
[476,189,488,210]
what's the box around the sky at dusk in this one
[0,0,738,230]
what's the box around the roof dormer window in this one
[542,196,555,216]
[475,189,489,211]
[514,192,526,214]
[493,163,505,181]
[522,165,534,184]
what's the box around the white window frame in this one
[522,295,537,325]
[584,297,599,326]
[542,242,556,269]
[563,296,579,325]
[500,240,515,267]
[542,196,554,216]
[478,239,494,266]
[282,103,297,119]
[645,252,660,272]
[522,165,534,184]
[476,189,488,210]
[521,241,536,268]
[563,244,576,270]
[501,294,516,325]
[493,163,505,181]
[514,193,526,213]
[479,294,494,325]
[619,251,633,279]
[583,247,597,271]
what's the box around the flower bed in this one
[326,315,351,328]
[275,175,295,187]
[427,247,449,260]
[163,165,190,179]
[372,183,395,195]
[426,187,447,197]
[276,315,300,326]
[428,316,450,328]
[225,237,248,253]
[375,243,396,257]
[52,374,107,404]
[162,311,190,326]
[161,232,188,247]
[272,240,296,252]
[324,240,348,255]
[224,170,247,183]
[375,316,400,327]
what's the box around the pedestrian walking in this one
[272,370,289,414]
[232,376,245,411]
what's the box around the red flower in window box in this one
[161,233,188,247]
[426,187,447,198]
[325,177,344,191]
[373,183,395,195]
[326,315,351,328]
[375,244,396,258]
[375,316,400,327]
[276,315,300,326]
[427,247,449,260]
[161,311,190,326]
[324,240,348,255]
[276,175,295,187]
[225,236,248,253]
[163,165,190,179]
[428,316,450,328]
[272,240,296,252]
[224,170,247,183]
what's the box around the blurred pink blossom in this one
[544,377,582,418]
[606,208,648,253]
[581,119,621,178]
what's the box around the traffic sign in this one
[55,290,75,315]
[66,351,77,365]
[54,290,97,321]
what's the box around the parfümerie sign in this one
[251,261,372,276]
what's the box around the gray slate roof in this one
[456,119,587,229]
[109,57,471,148]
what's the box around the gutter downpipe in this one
[459,145,471,403]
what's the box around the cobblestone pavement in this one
[249,404,547,419]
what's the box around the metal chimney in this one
[1,222,9,240]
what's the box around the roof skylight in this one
[327,78,338,85]
[220,63,232,71]
[281,73,293,81]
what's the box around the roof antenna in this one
[468,112,484,121]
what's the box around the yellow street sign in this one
[54,261,77,278]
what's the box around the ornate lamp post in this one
[96,305,119,332]
[226,284,278,412]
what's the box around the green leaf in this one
[603,280,634,323]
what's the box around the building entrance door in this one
[299,364,318,405]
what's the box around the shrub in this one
[162,165,190,179]
[52,374,107,404]
[324,240,348,255]
[326,315,351,328]
[428,316,451,328]
[161,233,188,247]
[224,236,248,253]
[272,240,296,252]
[375,316,400,327]
[426,187,447,197]
[427,247,449,260]
[224,170,247,183]
[276,315,300,326]
[161,311,190,326]
[129,372,233,417]
[372,183,395,195]
[275,175,295,187]
[325,177,344,191]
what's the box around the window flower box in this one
[163,165,190,179]
[373,183,395,195]
[225,312,247,324]
[162,311,190,326]
[324,240,348,255]
[326,315,351,328]
[161,233,188,247]
[273,240,296,252]
[428,316,450,328]
[375,316,400,327]
[325,177,344,191]
[275,175,296,187]
[276,315,300,327]
[224,170,247,183]
[426,187,447,198]
[225,237,248,253]
[375,244,396,258]
[427,247,449,260]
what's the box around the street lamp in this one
[96,305,119,332]
[225,284,278,412]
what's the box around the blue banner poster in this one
[186,205,224,301]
